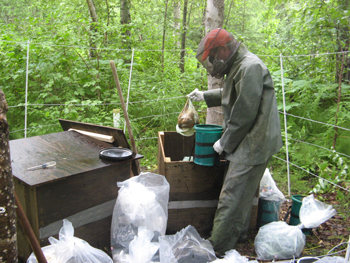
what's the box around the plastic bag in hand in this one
[176,98,200,137]
[177,98,199,129]
[27,219,113,263]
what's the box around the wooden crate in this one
[10,129,142,262]
[158,131,258,238]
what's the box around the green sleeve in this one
[203,88,222,107]
[220,63,264,153]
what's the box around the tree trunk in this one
[0,89,18,262]
[180,0,188,73]
[86,0,98,57]
[205,0,225,125]
[161,0,169,72]
[173,1,181,48]
[120,0,131,50]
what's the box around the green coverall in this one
[203,44,283,254]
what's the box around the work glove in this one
[187,88,204,102]
[213,139,224,155]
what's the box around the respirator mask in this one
[196,28,240,78]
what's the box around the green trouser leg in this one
[209,159,270,254]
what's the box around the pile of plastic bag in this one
[27,219,113,263]
[110,172,231,263]
[254,194,337,260]
[110,172,170,263]
[159,225,216,263]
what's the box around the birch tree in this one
[204,0,225,125]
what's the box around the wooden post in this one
[110,60,141,175]
[0,89,18,262]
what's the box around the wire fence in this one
[2,39,350,196]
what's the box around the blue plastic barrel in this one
[194,124,223,166]
[257,198,281,228]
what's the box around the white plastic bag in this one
[129,227,160,263]
[159,225,216,263]
[315,256,346,263]
[211,249,259,263]
[111,172,170,263]
[254,221,305,260]
[259,168,285,202]
[27,245,57,263]
[254,194,336,260]
[27,219,113,263]
[299,194,337,229]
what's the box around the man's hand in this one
[187,88,204,102]
[213,139,224,155]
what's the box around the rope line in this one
[284,135,350,159]
[279,111,350,132]
[1,39,350,57]
[273,155,350,192]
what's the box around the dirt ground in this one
[234,194,350,261]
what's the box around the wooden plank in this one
[164,161,224,201]
[167,207,217,238]
[36,164,130,228]
[157,132,166,175]
[14,180,34,263]
[59,119,130,148]
[68,128,114,143]
[163,132,196,161]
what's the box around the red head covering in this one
[201,28,233,61]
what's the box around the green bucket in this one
[290,195,312,235]
[257,198,281,228]
[194,124,223,166]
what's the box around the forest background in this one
[1,0,350,256]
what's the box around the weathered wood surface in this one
[59,119,141,176]
[158,131,259,237]
[158,131,226,237]
[10,131,142,262]
[10,131,142,186]
[167,207,217,238]
[59,119,130,148]
[0,89,18,262]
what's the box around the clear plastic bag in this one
[211,249,259,263]
[254,221,305,260]
[27,245,57,263]
[299,194,337,229]
[254,194,336,260]
[176,98,199,137]
[129,227,160,263]
[259,168,285,202]
[159,225,216,263]
[27,219,113,263]
[111,172,170,263]
[315,256,346,263]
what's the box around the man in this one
[188,28,283,254]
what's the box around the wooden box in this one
[10,125,142,262]
[158,131,258,238]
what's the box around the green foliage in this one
[0,0,349,213]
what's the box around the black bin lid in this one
[99,147,133,161]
